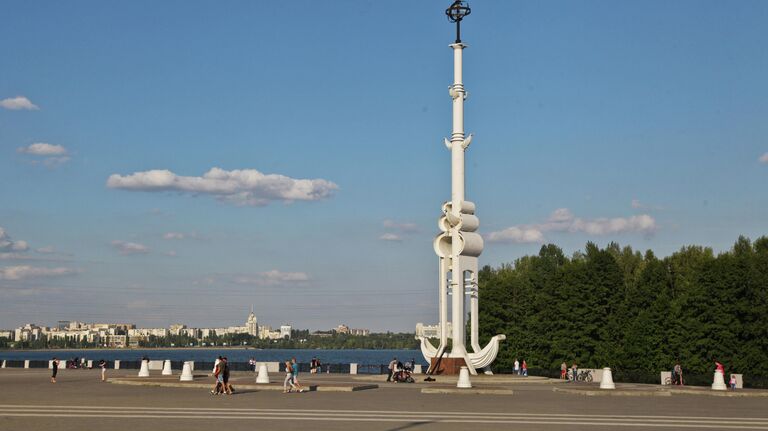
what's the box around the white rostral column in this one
[418,1,506,376]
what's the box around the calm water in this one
[0,348,425,366]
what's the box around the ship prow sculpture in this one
[417,1,505,376]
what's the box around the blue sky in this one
[1,1,767,331]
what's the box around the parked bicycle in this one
[568,369,593,383]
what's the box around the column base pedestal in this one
[430,357,467,375]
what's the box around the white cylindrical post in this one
[600,368,616,390]
[114,360,121,370]
[2,360,6,368]
[87,360,93,369]
[138,359,150,377]
[162,360,172,376]
[179,361,194,381]
[350,363,358,375]
[712,371,727,391]
[457,366,472,388]
[256,363,270,384]
[449,41,468,363]
[24,360,29,369]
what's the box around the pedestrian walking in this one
[311,357,318,374]
[210,356,224,395]
[51,357,59,384]
[571,362,578,383]
[560,361,567,380]
[291,357,305,393]
[222,357,232,395]
[521,360,528,377]
[673,361,683,385]
[283,360,296,393]
[387,357,398,382]
[99,359,107,382]
[513,358,520,375]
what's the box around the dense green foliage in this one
[478,236,768,381]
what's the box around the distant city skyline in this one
[1,1,767,331]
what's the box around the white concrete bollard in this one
[712,371,727,391]
[600,368,616,389]
[114,360,120,370]
[256,363,270,384]
[24,360,29,369]
[138,359,150,377]
[180,361,194,381]
[87,360,93,369]
[162,360,172,376]
[350,363,358,375]
[457,366,472,389]
[1,360,6,368]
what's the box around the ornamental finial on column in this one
[445,1,471,44]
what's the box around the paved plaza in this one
[1,369,768,430]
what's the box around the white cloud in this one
[0,228,29,252]
[383,220,419,233]
[379,233,402,242]
[111,240,150,255]
[760,153,768,164]
[16,143,70,166]
[107,167,338,206]
[163,232,185,240]
[165,250,177,257]
[0,96,38,110]
[631,199,663,211]
[17,143,67,156]
[486,208,657,244]
[0,265,79,281]
[486,227,545,244]
[231,270,309,286]
[35,246,55,254]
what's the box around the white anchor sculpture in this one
[418,1,506,376]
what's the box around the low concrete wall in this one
[661,371,672,385]
[148,360,164,371]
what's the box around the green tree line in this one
[478,235,768,382]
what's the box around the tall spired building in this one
[417,1,506,376]
[246,305,258,337]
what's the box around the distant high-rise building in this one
[246,305,258,336]
[280,325,292,340]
